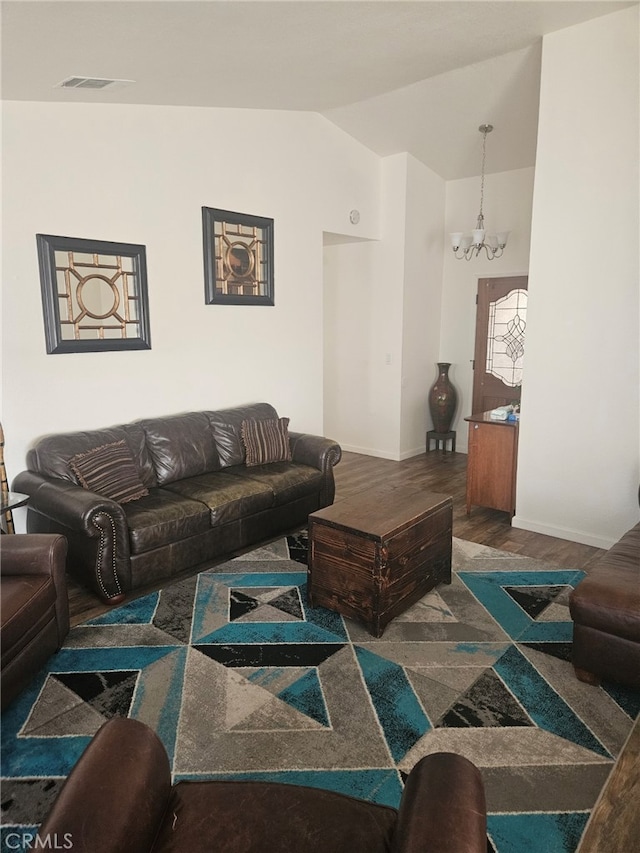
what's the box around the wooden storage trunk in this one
[307,488,452,637]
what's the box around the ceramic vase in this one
[428,362,457,433]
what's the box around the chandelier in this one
[450,124,509,261]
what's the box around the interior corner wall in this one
[513,6,640,547]
[1,101,381,503]
[322,236,381,451]
[441,167,535,451]
[399,155,445,459]
[323,154,406,458]
[323,153,445,461]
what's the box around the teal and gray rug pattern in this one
[2,534,639,853]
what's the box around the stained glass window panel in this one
[486,289,527,387]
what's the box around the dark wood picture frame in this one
[36,234,151,354]
[202,207,274,306]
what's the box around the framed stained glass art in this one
[202,207,274,306]
[36,234,151,354]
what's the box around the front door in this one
[472,276,528,414]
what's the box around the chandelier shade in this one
[450,124,510,261]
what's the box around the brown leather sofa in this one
[569,521,640,687]
[38,717,487,853]
[13,403,341,604]
[1,533,69,709]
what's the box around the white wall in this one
[514,6,639,547]
[400,155,445,458]
[323,154,405,457]
[1,102,381,495]
[4,8,636,549]
[440,167,535,451]
[323,153,445,460]
[322,236,381,450]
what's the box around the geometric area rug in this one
[1,533,639,853]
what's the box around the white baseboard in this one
[511,516,616,550]
[338,444,400,460]
[339,443,468,461]
[399,446,427,461]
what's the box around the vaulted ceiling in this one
[1,1,633,178]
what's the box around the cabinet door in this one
[467,423,517,514]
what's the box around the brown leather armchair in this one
[38,717,487,853]
[569,521,640,687]
[1,533,69,709]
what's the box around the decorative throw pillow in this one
[241,417,292,467]
[69,440,149,504]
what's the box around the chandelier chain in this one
[479,127,488,219]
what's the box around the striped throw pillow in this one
[241,417,291,467]
[69,440,149,504]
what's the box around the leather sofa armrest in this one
[13,471,125,535]
[0,533,69,641]
[38,718,172,853]
[392,752,487,853]
[289,433,341,507]
[289,433,342,473]
[12,471,131,601]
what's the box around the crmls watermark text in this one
[4,833,73,850]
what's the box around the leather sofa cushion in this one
[124,490,212,555]
[163,472,275,525]
[207,403,278,468]
[230,462,323,506]
[597,523,640,573]
[152,779,397,853]
[570,565,640,641]
[140,413,221,485]
[570,523,640,642]
[1,575,56,666]
[26,423,158,488]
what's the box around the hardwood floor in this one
[67,448,606,626]
[334,449,606,568]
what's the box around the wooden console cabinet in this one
[465,412,519,517]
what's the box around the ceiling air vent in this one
[55,77,134,90]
